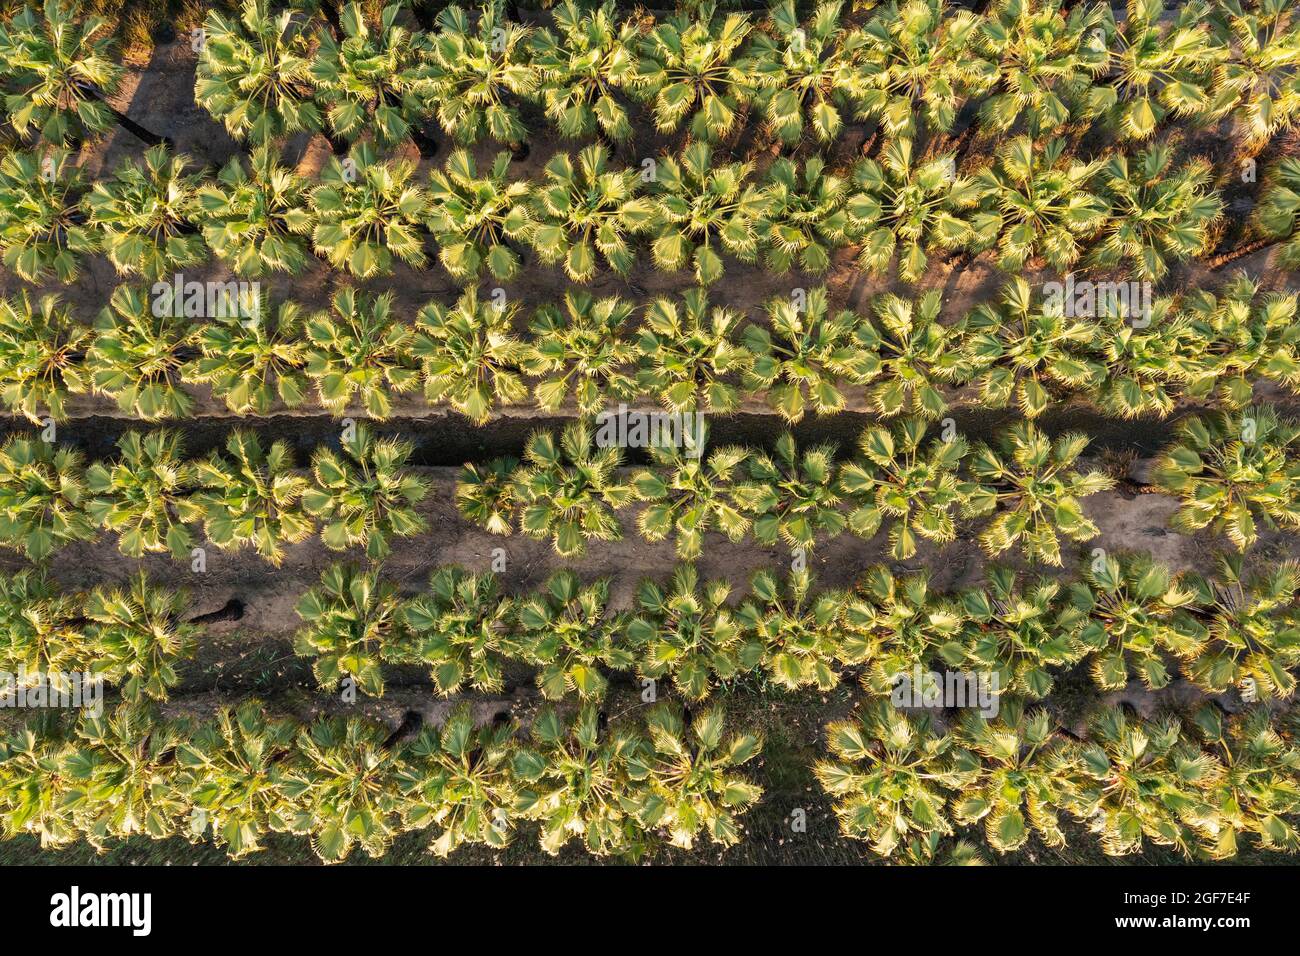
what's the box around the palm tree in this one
[733,431,846,549]
[0,715,80,848]
[455,454,518,536]
[755,156,857,274]
[426,148,532,283]
[1089,142,1223,282]
[0,291,91,424]
[962,422,1116,566]
[0,147,96,283]
[851,138,982,284]
[86,284,195,420]
[632,0,752,141]
[196,147,316,277]
[743,286,878,422]
[303,287,419,418]
[523,291,638,415]
[1184,274,1300,407]
[309,1,431,149]
[293,563,408,697]
[635,287,752,414]
[195,0,322,144]
[302,423,430,560]
[973,136,1107,271]
[529,144,656,281]
[736,567,845,691]
[1090,295,1205,419]
[84,574,198,702]
[0,433,94,560]
[403,566,511,695]
[837,416,967,560]
[513,572,632,701]
[858,289,970,418]
[83,146,206,281]
[189,296,310,415]
[311,142,429,278]
[649,141,768,285]
[744,0,869,145]
[192,430,314,566]
[0,569,88,688]
[531,0,638,142]
[84,429,202,559]
[1210,0,1300,149]
[1254,157,1300,268]
[425,0,538,152]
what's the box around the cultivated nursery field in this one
[0,0,1298,867]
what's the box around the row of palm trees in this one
[1,694,1296,862]
[2,0,1296,155]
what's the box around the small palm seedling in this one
[277,715,403,863]
[0,434,94,560]
[0,292,91,424]
[1191,705,1300,858]
[190,297,310,415]
[838,416,966,560]
[192,430,313,566]
[426,148,532,283]
[303,424,429,560]
[196,146,316,277]
[403,566,511,695]
[949,702,1081,853]
[1210,0,1300,148]
[1186,554,1300,698]
[294,563,408,698]
[529,144,656,281]
[455,455,518,536]
[83,146,205,280]
[425,1,538,150]
[957,566,1087,698]
[415,287,528,424]
[626,703,762,850]
[175,701,298,860]
[1153,404,1300,550]
[303,287,419,418]
[649,141,768,286]
[86,285,194,421]
[395,705,517,858]
[850,138,981,284]
[1253,157,1300,269]
[626,564,758,701]
[973,136,1107,271]
[858,289,970,419]
[734,431,845,549]
[0,148,96,283]
[736,568,846,691]
[743,286,879,423]
[84,574,197,702]
[755,157,856,275]
[511,422,631,558]
[311,142,428,278]
[1184,274,1300,406]
[961,277,1100,419]
[635,288,752,414]
[815,700,959,857]
[85,430,202,560]
[1089,0,1221,140]
[841,565,965,694]
[1089,143,1223,282]
[962,422,1115,566]
[531,0,638,142]
[512,704,647,858]
[194,0,322,145]
[976,0,1109,137]
[745,0,868,145]
[513,571,632,700]
[1071,551,1207,689]
[632,1,752,141]
[1089,295,1205,420]
[631,424,749,561]
[857,0,988,141]
[523,291,638,415]
[0,569,88,686]
[0,0,122,145]
[65,704,189,846]
[309,2,430,148]
[1069,707,1223,857]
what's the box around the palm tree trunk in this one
[1208,236,1279,270]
